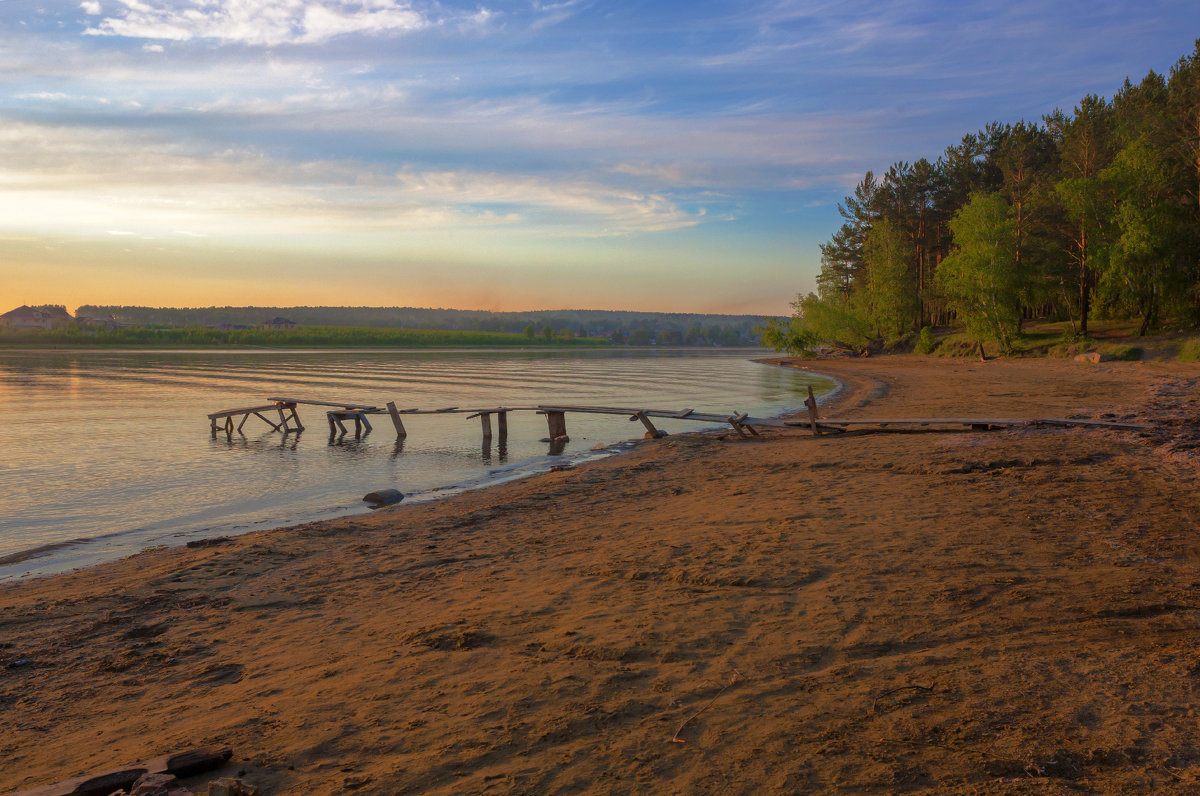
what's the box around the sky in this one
[0,1,1197,315]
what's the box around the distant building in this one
[76,314,125,329]
[0,305,74,330]
[261,317,297,330]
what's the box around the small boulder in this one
[363,488,404,506]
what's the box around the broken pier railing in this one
[208,396,786,442]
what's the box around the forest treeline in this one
[77,305,762,347]
[0,325,612,348]
[763,42,1200,356]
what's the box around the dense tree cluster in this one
[764,42,1200,355]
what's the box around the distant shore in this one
[4,356,1200,793]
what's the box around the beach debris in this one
[362,488,404,506]
[1074,352,1111,364]
[12,747,233,796]
[130,771,190,796]
[206,778,259,796]
[670,669,743,743]
[5,657,32,668]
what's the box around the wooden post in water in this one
[480,412,493,441]
[386,401,407,438]
[545,410,569,441]
[497,411,508,442]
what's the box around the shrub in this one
[1179,338,1200,362]
[915,326,939,354]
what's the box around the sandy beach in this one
[4,355,1200,794]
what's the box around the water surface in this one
[0,348,833,581]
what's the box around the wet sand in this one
[4,356,1200,794]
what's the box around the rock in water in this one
[363,488,404,506]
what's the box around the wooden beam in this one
[480,412,493,440]
[631,410,667,438]
[208,404,289,420]
[386,401,407,438]
[497,410,508,442]
[781,417,1152,431]
[268,397,379,410]
[804,386,821,436]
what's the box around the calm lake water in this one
[0,348,834,581]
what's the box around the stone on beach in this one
[362,488,404,506]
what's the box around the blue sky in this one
[0,0,1197,314]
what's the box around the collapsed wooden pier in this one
[208,396,790,442]
[207,386,1152,444]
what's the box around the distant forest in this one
[764,41,1200,355]
[78,305,766,347]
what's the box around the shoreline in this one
[0,359,839,584]
[5,356,1200,793]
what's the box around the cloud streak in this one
[83,0,442,46]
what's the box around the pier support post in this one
[632,410,667,439]
[497,411,508,442]
[480,412,493,441]
[386,401,407,438]
[545,410,569,442]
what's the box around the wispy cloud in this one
[0,120,707,236]
[82,0,449,46]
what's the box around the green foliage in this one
[915,326,939,354]
[804,41,1200,342]
[0,325,612,348]
[936,193,1023,352]
[757,315,817,356]
[1179,338,1200,362]
[776,293,873,355]
[862,218,917,338]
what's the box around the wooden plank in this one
[208,404,285,420]
[804,385,821,436]
[536,405,788,428]
[1031,418,1153,430]
[252,411,281,431]
[386,401,407,438]
[498,410,508,441]
[632,410,666,438]
[480,412,492,440]
[782,417,1152,431]
[268,397,378,410]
